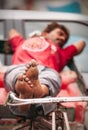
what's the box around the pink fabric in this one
[9,36,77,72]
[57,83,87,123]
[0,88,8,104]
[0,72,4,88]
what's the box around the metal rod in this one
[5,91,88,106]
[63,112,70,130]
[52,112,56,130]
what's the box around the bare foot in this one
[15,60,43,111]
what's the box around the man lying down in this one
[4,60,62,119]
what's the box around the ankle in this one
[41,85,49,97]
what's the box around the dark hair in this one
[43,22,70,43]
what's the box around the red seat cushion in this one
[57,83,87,123]
[0,88,8,104]
[0,72,4,88]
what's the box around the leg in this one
[4,60,61,116]
[14,60,49,111]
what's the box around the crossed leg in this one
[15,60,49,111]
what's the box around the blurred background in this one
[0,0,88,15]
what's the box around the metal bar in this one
[0,10,88,25]
[62,112,70,130]
[52,112,56,130]
[5,91,88,106]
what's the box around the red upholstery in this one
[0,72,4,88]
[0,88,8,104]
[0,71,8,105]
[57,83,87,123]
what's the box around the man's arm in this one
[59,40,86,71]
[73,40,86,54]
[8,29,24,51]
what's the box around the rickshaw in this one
[0,10,88,130]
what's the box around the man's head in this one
[42,22,70,47]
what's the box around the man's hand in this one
[8,29,22,39]
[74,40,86,54]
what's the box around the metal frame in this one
[4,91,88,130]
[0,10,88,22]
